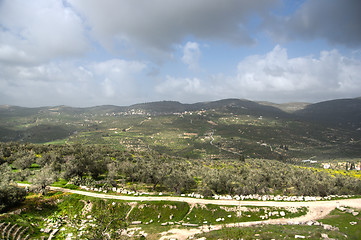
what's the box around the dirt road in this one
[159,199,361,239]
[18,183,361,240]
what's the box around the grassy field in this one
[0,191,309,239]
[183,204,307,225]
[195,207,361,240]
[319,208,361,239]
[195,224,348,240]
[1,190,359,239]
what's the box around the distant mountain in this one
[126,99,292,119]
[1,97,361,130]
[294,97,361,130]
[0,105,45,118]
[128,101,190,113]
[257,101,310,113]
[196,99,293,118]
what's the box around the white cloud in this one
[233,45,361,102]
[0,0,88,65]
[155,76,207,102]
[182,42,201,70]
[1,0,360,107]
[155,46,361,103]
[0,59,147,107]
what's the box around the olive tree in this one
[0,164,26,212]
[31,164,57,195]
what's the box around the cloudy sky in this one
[1,0,361,107]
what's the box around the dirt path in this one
[17,183,361,209]
[159,202,360,240]
[18,183,361,239]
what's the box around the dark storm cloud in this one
[69,0,279,57]
[267,0,361,47]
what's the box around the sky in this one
[0,0,361,107]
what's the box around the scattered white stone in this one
[295,235,306,239]
[131,221,142,225]
[182,223,198,227]
[321,233,328,238]
[323,224,339,231]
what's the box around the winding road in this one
[209,129,242,156]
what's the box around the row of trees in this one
[1,142,361,203]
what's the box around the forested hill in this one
[294,98,361,130]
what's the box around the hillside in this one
[257,101,310,113]
[295,98,361,130]
[0,98,361,160]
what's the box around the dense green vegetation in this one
[0,164,26,212]
[1,142,361,200]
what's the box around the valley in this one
[1,98,361,161]
[1,98,361,239]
